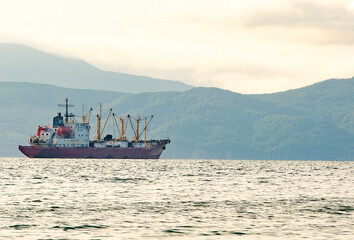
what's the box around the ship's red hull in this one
[19,144,166,159]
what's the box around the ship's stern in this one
[18,146,41,158]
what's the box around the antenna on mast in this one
[58,97,74,123]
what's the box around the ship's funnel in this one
[53,113,64,127]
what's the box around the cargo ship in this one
[19,98,170,159]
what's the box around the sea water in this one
[0,158,352,239]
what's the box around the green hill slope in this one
[105,86,352,160]
[0,79,352,160]
[253,78,354,134]
[0,43,192,93]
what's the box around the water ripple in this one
[0,158,352,239]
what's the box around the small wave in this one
[176,225,194,228]
[230,231,246,235]
[337,205,354,212]
[200,231,246,236]
[299,204,354,215]
[9,224,35,230]
[182,174,196,177]
[110,177,147,182]
[53,224,107,231]
[163,229,184,234]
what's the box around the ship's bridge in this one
[52,122,91,147]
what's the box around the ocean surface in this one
[0,158,352,240]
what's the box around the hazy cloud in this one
[0,0,353,93]
[246,0,354,44]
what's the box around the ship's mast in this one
[101,108,112,136]
[96,104,102,141]
[142,115,153,144]
[144,118,147,143]
[87,108,93,123]
[135,117,141,141]
[120,116,126,138]
[113,114,122,138]
[128,115,153,142]
[82,104,85,123]
[58,97,74,123]
[82,105,93,124]
[112,114,129,140]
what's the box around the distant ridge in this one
[253,77,354,134]
[0,43,193,93]
[0,78,352,160]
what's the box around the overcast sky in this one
[1,0,354,93]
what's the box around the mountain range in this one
[0,78,353,160]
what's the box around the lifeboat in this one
[57,126,71,138]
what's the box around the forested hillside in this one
[0,79,352,160]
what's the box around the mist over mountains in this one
[0,43,192,93]
[0,78,353,160]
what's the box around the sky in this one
[1,0,354,93]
